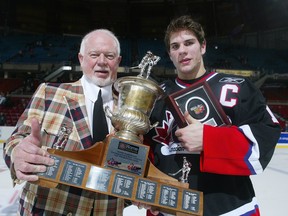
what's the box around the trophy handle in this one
[105,106,113,119]
[149,121,159,130]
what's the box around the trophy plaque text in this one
[37,52,203,216]
[166,81,230,128]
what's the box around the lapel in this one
[64,80,94,149]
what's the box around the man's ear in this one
[78,53,83,64]
[117,56,122,64]
[201,40,206,55]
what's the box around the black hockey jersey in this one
[144,71,281,216]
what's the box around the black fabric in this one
[144,72,281,215]
[93,90,108,143]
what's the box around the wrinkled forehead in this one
[82,32,118,54]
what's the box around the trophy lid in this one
[114,51,164,99]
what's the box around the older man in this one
[3,29,124,215]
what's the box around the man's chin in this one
[84,74,115,87]
[93,77,113,87]
[179,66,195,75]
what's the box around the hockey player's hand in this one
[175,111,203,152]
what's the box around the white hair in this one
[79,29,121,56]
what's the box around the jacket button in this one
[67,213,73,216]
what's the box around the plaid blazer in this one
[4,80,124,216]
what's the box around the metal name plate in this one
[104,137,149,176]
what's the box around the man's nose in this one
[178,44,187,53]
[97,53,107,64]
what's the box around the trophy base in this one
[36,135,203,215]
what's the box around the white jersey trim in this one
[220,197,258,216]
[239,124,263,174]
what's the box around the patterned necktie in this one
[93,89,109,143]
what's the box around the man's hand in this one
[12,118,54,182]
[175,111,204,152]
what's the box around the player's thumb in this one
[30,118,41,143]
[184,111,199,125]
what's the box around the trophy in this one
[37,51,203,216]
[105,51,163,143]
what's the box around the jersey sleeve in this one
[201,78,281,175]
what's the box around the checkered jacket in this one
[3,80,124,216]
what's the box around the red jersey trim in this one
[201,125,253,175]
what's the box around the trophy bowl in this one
[106,76,164,143]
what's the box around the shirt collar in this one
[80,75,113,103]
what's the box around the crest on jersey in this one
[152,110,188,155]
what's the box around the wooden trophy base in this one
[37,135,203,216]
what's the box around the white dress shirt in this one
[80,75,114,136]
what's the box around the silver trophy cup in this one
[105,51,164,143]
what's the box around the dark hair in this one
[164,15,205,52]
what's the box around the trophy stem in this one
[115,130,141,143]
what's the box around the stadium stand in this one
[0,31,287,130]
